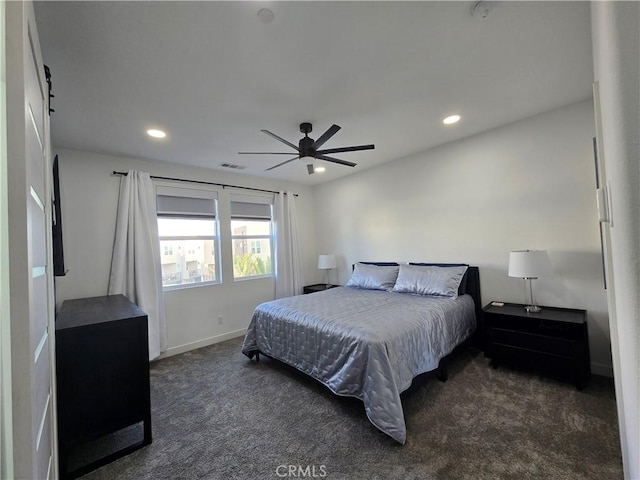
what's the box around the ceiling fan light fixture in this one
[442,114,461,125]
[242,123,374,173]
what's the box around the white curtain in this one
[108,170,167,360]
[274,191,303,298]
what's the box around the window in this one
[230,197,273,279]
[157,186,220,289]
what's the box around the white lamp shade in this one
[317,254,337,270]
[508,250,551,278]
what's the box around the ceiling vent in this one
[219,162,246,170]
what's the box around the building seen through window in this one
[156,186,220,289]
[158,218,218,287]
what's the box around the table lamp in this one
[508,250,551,313]
[317,254,336,286]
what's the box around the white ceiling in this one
[34,1,593,185]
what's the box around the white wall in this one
[591,2,640,478]
[54,149,317,356]
[312,100,612,375]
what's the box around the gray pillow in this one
[392,264,468,298]
[345,263,400,291]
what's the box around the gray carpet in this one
[80,337,622,480]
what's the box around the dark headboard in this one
[464,267,482,316]
[464,266,483,349]
[356,262,399,267]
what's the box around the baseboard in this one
[156,329,246,360]
[591,362,614,378]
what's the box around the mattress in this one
[242,286,476,443]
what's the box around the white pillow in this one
[392,264,468,298]
[345,263,399,291]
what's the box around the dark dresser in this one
[55,294,152,479]
[483,302,590,389]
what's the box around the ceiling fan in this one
[239,122,374,175]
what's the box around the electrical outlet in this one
[217,315,223,325]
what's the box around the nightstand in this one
[483,302,590,389]
[303,284,339,294]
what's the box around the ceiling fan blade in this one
[265,156,299,171]
[307,164,315,175]
[261,130,299,151]
[238,152,300,155]
[312,124,341,150]
[316,144,375,155]
[316,155,357,167]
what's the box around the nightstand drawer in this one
[489,344,579,375]
[486,315,582,341]
[487,327,578,357]
[303,284,339,294]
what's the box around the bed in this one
[242,262,482,444]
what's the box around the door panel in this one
[26,21,45,154]
[33,337,51,444]
[26,3,55,478]
[30,274,48,353]
[26,106,45,195]
[28,192,47,273]
[6,1,56,478]
[34,401,53,480]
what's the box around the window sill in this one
[233,275,274,283]
[163,280,221,292]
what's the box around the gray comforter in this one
[242,286,476,444]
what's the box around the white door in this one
[5,1,57,478]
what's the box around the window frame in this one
[230,196,275,281]
[156,185,221,290]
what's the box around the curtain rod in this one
[112,171,298,196]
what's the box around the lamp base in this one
[524,305,542,313]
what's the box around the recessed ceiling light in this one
[257,8,275,24]
[315,166,326,173]
[442,115,461,125]
[147,128,166,138]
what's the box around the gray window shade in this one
[230,201,271,220]
[156,186,218,217]
[157,196,216,216]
